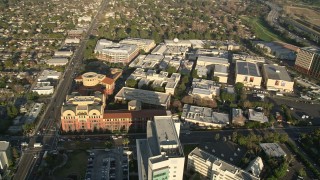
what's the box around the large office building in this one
[119,38,156,53]
[235,61,262,88]
[262,64,294,92]
[60,91,106,132]
[187,147,259,180]
[37,70,61,82]
[181,104,229,128]
[115,87,171,109]
[94,39,139,64]
[128,68,181,95]
[191,78,220,98]
[32,82,54,95]
[295,47,320,78]
[136,116,185,180]
[60,90,168,132]
[0,141,11,171]
[46,58,69,66]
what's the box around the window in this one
[275,80,280,86]
[281,81,286,86]
[249,77,254,82]
[244,76,248,81]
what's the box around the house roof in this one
[75,75,83,80]
[263,64,292,82]
[101,77,115,84]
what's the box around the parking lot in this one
[85,148,129,180]
[267,97,320,125]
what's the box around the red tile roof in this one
[101,77,115,85]
[74,75,83,80]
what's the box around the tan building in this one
[75,71,121,95]
[60,91,167,132]
[94,39,139,64]
[262,64,294,92]
[295,47,320,78]
[119,38,156,53]
[61,91,105,132]
[235,61,262,88]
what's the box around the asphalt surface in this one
[13,1,108,179]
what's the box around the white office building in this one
[136,116,185,180]
[188,147,259,180]
[37,70,61,82]
[32,82,54,95]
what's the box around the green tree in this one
[139,29,149,39]
[26,91,39,100]
[234,82,244,94]
[105,141,113,149]
[7,104,18,119]
[298,168,307,177]
[129,28,139,37]
[166,65,176,74]
[126,79,137,88]
[4,59,14,69]
[153,86,165,92]
[220,92,235,103]
[192,70,199,78]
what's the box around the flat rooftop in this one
[248,109,268,123]
[263,64,292,82]
[115,87,171,107]
[182,104,229,125]
[214,64,228,73]
[190,147,259,180]
[260,143,286,157]
[120,38,154,44]
[236,61,260,77]
[300,46,320,54]
[154,116,179,147]
[197,56,229,65]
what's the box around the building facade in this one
[94,39,139,64]
[60,91,105,132]
[235,61,262,88]
[262,64,294,92]
[120,38,156,53]
[187,147,259,180]
[295,47,320,78]
[75,71,120,95]
[60,90,168,132]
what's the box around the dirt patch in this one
[284,6,320,26]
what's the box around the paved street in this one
[13,1,108,179]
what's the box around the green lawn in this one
[53,150,88,179]
[241,16,284,42]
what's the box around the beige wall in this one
[82,72,105,87]
[235,74,262,88]
[265,79,294,92]
[295,50,314,70]
[217,76,228,83]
